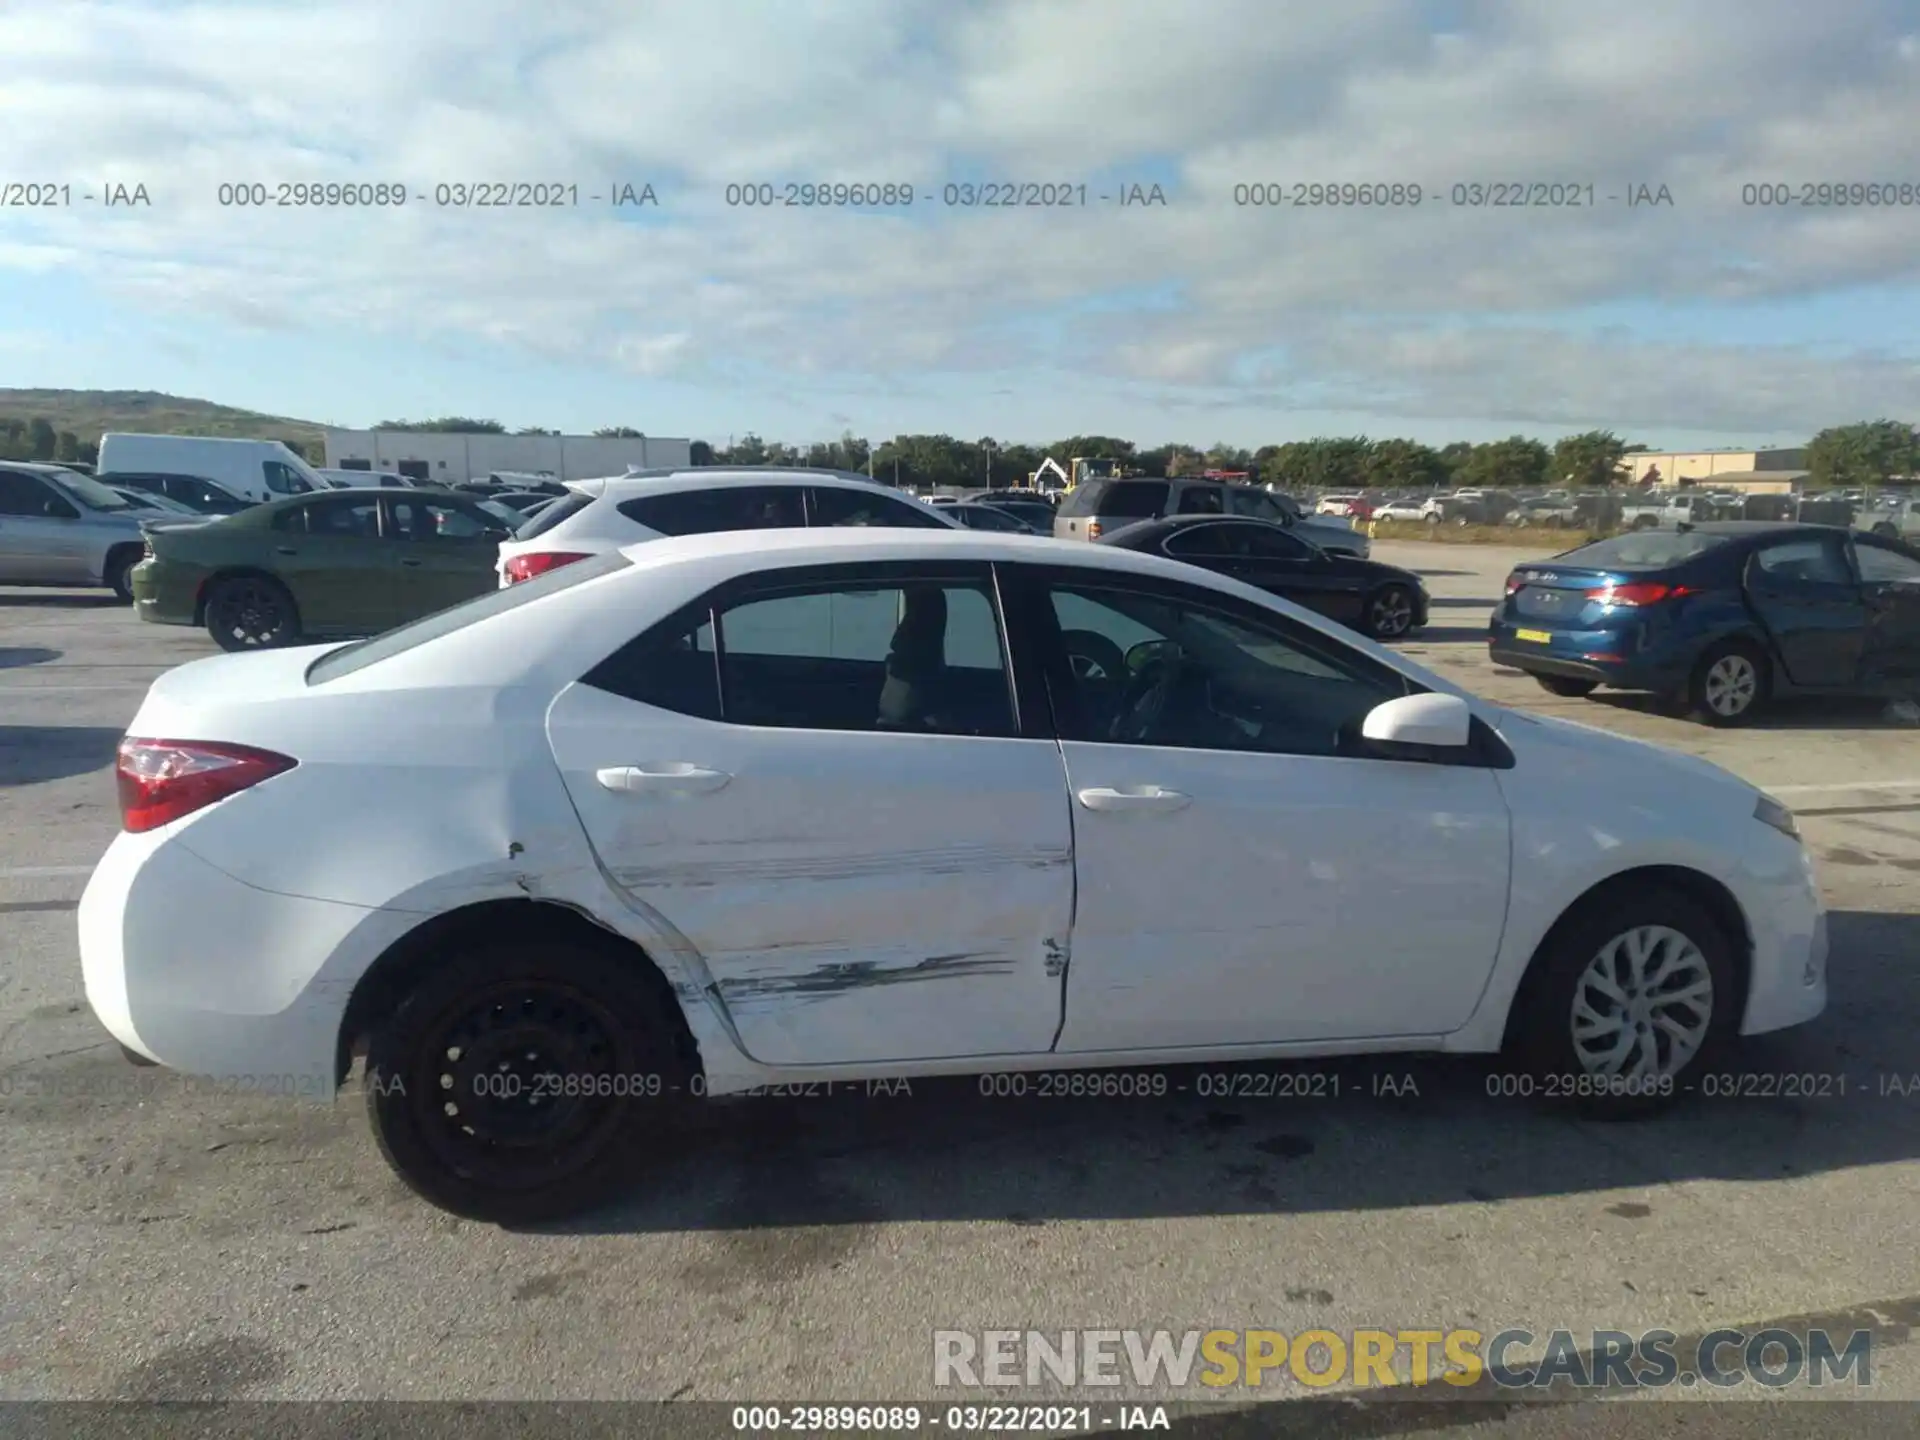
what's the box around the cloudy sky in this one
[3,0,1920,450]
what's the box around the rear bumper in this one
[129,561,201,626]
[1488,619,1696,693]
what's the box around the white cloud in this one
[3,0,1920,436]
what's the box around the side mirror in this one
[1361,692,1472,749]
[1126,638,1181,673]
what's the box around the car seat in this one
[876,587,949,729]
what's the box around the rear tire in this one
[204,575,302,651]
[1362,584,1418,639]
[1534,674,1598,698]
[1687,639,1770,726]
[1874,523,1898,538]
[1506,883,1737,1119]
[363,938,691,1224]
[104,545,142,604]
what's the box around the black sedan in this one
[1490,521,1920,725]
[1098,514,1428,639]
[946,501,1042,534]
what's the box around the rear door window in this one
[806,486,950,528]
[1176,485,1225,515]
[1089,481,1171,518]
[514,490,593,539]
[617,486,806,536]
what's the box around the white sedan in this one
[80,528,1827,1222]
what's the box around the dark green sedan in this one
[132,489,518,650]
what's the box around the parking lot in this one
[3,538,1918,1408]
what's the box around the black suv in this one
[1052,475,1368,556]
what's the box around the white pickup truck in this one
[1617,491,1729,529]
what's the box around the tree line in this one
[7,412,1915,492]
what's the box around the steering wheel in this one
[1061,629,1128,683]
[1110,656,1179,742]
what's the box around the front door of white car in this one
[546,561,1075,1067]
[1024,573,1513,1053]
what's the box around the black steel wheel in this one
[204,575,301,651]
[363,938,690,1223]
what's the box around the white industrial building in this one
[322,429,693,485]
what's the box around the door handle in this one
[274,546,297,555]
[595,764,733,796]
[1076,785,1190,813]
[400,557,423,566]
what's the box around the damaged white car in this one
[80,528,1826,1221]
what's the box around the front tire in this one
[1687,640,1770,726]
[1534,674,1598,698]
[363,938,691,1224]
[1874,523,1898,538]
[1362,584,1418,639]
[1507,884,1737,1118]
[204,575,302,651]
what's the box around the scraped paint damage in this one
[722,951,1015,1001]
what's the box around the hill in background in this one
[0,389,328,455]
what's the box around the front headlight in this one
[1754,792,1799,839]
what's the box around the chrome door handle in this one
[595,764,733,796]
[1076,785,1190,813]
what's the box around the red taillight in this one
[116,738,296,834]
[504,551,590,583]
[1585,581,1692,607]
[1085,520,1104,540]
[1505,571,1526,595]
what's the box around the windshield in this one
[52,471,137,511]
[1554,531,1734,568]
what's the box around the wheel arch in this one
[333,897,703,1089]
[1498,864,1753,1051]
[101,539,145,590]
[193,565,299,626]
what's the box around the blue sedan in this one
[1488,521,1920,724]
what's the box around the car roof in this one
[1680,521,1849,537]
[610,522,1213,579]
[4,461,82,475]
[567,468,892,499]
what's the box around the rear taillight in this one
[1085,520,1104,540]
[116,738,296,834]
[504,551,590,583]
[1504,571,1526,595]
[1586,581,1692,607]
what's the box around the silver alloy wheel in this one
[1369,588,1414,637]
[1570,924,1713,1078]
[1703,653,1758,716]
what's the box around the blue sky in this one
[3,0,1919,450]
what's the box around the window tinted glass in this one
[953,504,1024,531]
[1176,485,1224,515]
[1228,487,1284,519]
[515,490,592,539]
[271,505,308,533]
[807,486,949,528]
[50,472,134,510]
[262,460,312,495]
[1163,523,1248,558]
[618,485,805,536]
[1055,481,1107,518]
[1555,531,1733,569]
[1243,526,1312,560]
[712,581,1013,735]
[391,496,493,541]
[1753,537,1852,585]
[303,497,382,537]
[1047,584,1408,756]
[1086,480,1170,518]
[581,606,722,720]
[0,470,52,516]
[307,551,633,684]
[1853,543,1920,583]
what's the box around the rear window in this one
[513,490,593,539]
[305,551,631,684]
[1058,479,1169,519]
[1554,531,1734,569]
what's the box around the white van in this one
[313,467,417,489]
[96,434,324,504]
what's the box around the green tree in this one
[1364,438,1445,490]
[1437,441,1475,483]
[517,426,559,436]
[1551,430,1631,487]
[1806,419,1920,489]
[374,417,508,433]
[28,417,57,459]
[1457,435,1550,490]
[53,430,80,462]
[689,440,715,465]
[594,427,646,438]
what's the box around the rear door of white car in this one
[545,557,1076,1067]
[998,562,1513,1052]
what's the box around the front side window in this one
[262,460,313,495]
[391,497,493,541]
[806,485,949,528]
[1163,523,1248,559]
[1228,487,1285,519]
[1751,536,1853,586]
[303,497,382,537]
[0,470,54,517]
[1854,542,1920,583]
[1176,485,1225,515]
[1047,583,1408,757]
